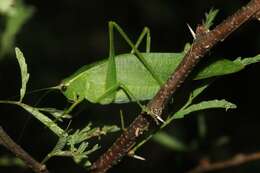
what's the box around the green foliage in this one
[174,99,236,119]
[0,155,25,167]
[153,132,188,151]
[0,48,120,167]
[203,8,219,29]
[0,0,14,14]
[195,54,260,80]
[0,0,33,59]
[42,123,119,167]
[15,47,29,102]
[235,54,260,66]
[197,113,207,139]
[134,54,260,153]
[16,102,65,136]
[194,59,244,80]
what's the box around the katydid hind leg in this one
[119,83,165,123]
[120,110,126,131]
[95,82,143,106]
[108,21,163,85]
[96,82,144,106]
[104,22,118,102]
[105,23,151,103]
[131,27,151,53]
[96,84,120,104]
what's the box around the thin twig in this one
[187,152,260,173]
[90,0,260,172]
[0,126,49,173]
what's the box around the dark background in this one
[0,0,259,172]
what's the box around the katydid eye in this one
[61,85,67,92]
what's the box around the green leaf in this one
[0,100,65,136]
[180,79,213,112]
[174,99,237,119]
[153,131,188,151]
[0,0,14,14]
[69,142,99,167]
[78,144,100,167]
[6,101,65,136]
[0,1,34,58]
[195,59,244,80]
[195,54,260,80]
[203,9,219,29]
[197,113,207,139]
[15,47,29,102]
[42,132,68,163]
[191,80,212,99]
[68,124,93,146]
[0,155,25,167]
[67,124,119,146]
[101,125,120,134]
[18,103,65,136]
[234,54,260,66]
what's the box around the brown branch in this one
[90,0,260,172]
[255,9,260,20]
[0,126,49,173]
[187,152,260,173]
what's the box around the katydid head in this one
[56,59,103,104]
[59,76,86,103]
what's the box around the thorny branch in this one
[0,126,49,173]
[186,152,260,173]
[90,0,260,172]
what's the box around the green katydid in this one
[1,21,258,123]
[42,21,256,121]
[58,22,239,102]
[58,21,173,122]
